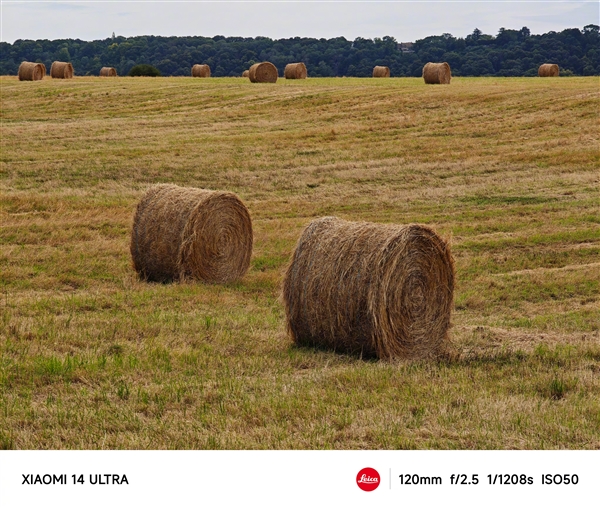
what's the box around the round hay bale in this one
[284,62,307,79]
[248,62,278,83]
[50,61,74,79]
[538,63,559,77]
[18,61,45,81]
[242,70,249,78]
[372,66,390,78]
[99,67,117,77]
[131,184,253,284]
[422,62,451,84]
[191,64,211,78]
[282,217,455,360]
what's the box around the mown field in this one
[1,75,598,449]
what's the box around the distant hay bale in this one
[248,62,278,83]
[372,66,390,78]
[191,64,211,78]
[284,62,307,79]
[18,61,45,81]
[50,61,74,79]
[282,217,455,360]
[538,63,559,77]
[131,184,253,284]
[422,62,451,84]
[99,67,117,77]
[242,70,249,78]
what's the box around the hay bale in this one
[372,66,390,78]
[284,62,307,79]
[242,70,249,78]
[130,184,253,284]
[99,67,117,77]
[50,61,74,79]
[18,62,45,81]
[538,63,559,77]
[248,62,278,83]
[191,64,211,78]
[282,217,455,360]
[422,62,451,84]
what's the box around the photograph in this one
[0,0,598,503]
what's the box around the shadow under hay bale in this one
[422,62,451,84]
[538,63,559,77]
[100,67,117,77]
[50,61,74,79]
[282,217,455,360]
[284,63,307,79]
[192,64,211,77]
[372,66,390,78]
[248,62,278,83]
[18,62,45,81]
[130,184,253,284]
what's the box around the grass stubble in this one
[0,76,598,449]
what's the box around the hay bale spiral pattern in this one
[372,66,390,78]
[50,61,74,79]
[422,62,451,84]
[284,63,307,79]
[100,67,117,77]
[538,63,559,77]
[192,64,211,77]
[282,217,455,360]
[18,61,45,81]
[248,62,278,83]
[131,184,253,284]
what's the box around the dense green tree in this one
[1,26,598,78]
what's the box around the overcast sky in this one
[1,1,597,44]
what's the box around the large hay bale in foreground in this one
[99,67,117,77]
[248,62,278,83]
[422,62,451,84]
[191,64,211,77]
[50,61,74,79]
[284,62,307,79]
[282,217,455,360]
[131,184,253,283]
[372,66,390,78]
[18,61,45,81]
[538,63,559,77]
[242,70,249,78]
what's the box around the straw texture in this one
[538,64,559,77]
[100,67,117,77]
[18,62,45,81]
[248,62,278,83]
[284,63,307,79]
[192,64,211,77]
[131,184,253,284]
[422,62,451,84]
[282,217,455,360]
[372,66,390,78]
[50,61,74,79]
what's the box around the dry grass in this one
[0,76,598,449]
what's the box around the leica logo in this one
[358,474,379,483]
[356,468,381,491]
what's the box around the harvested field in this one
[0,76,598,450]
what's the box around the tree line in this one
[1,25,598,78]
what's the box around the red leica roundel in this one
[356,467,380,491]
